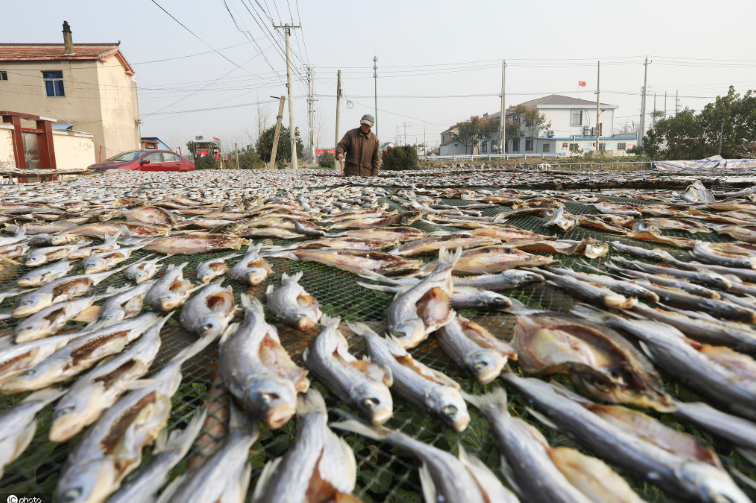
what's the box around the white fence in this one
[419,153,564,161]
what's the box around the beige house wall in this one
[0,126,16,169]
[53,131,95,171]
[0,57,139,160]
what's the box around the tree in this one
[318,152,335,168]
[383,146,418,171]
[238,145,264,170]
[256,125,304,168]
[521,106,551,152]
[451,116,484,154]
[634,87,756,160]
[480,117,502,153]
[194,154,219,170]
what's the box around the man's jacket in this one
[335,127,380,176]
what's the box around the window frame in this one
[42,70,65,97]
[542,143,550,153]
[571,110,583,126]
[598,143,606,151]
[512,139,520,151]
[0,71,7,81]
[143,152,164,163]
[525,137,533,152]
[617,142,627,150]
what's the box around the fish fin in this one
[302,346,310,361]
[503,297,543,315]
[498,454,523,496]
[570,303,615,324]
[418,462,438,503]
[461,386,508,411]
[229,398,258,433]
[124,379,162,390]
[283,271,303,283]
[0,335,13,350]
[160,406,207,456]
[330,418,391,442]
[638,341,657,363]
[428,368,460,389]
[21,386,65,406]
[320,313,341,328]
[230,461,253,503]
[296,387,327,417]
[240,293,253,308]
[347,321,380,340]
[525,406,561,432]
[730,465,756,491]
[357,281,400,293]
[382,364,394,387]
[265,284,274,295]
[493,213,508,224]
[438,245,462,266]
[252,455,283,503]
[154,474,185,503]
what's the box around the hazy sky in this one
[5,0,756,152]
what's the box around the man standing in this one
[335,114,380,177]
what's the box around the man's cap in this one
[360,114,375,127]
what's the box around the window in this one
[512,139,520,151]
[569,143,579,152]
[482,143,488,153]
[454,143,459,147]
[598,143,606,151]
[0,71,7,81]
[617,142,627,150]
[571,110,583,126]
[525,118,533,127]
[143,152,164,163]
[525,138,533,151]
[512,115,521,125]
[109,150,148,162]
[542,144,550,153]
[43,71,64,97]
[164,152,181,162]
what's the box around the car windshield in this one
[108,150,147,162]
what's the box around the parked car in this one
[87,150,194,172]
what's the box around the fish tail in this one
[158,406,208,456]
[320,313,341,328]
[437,246,462,267]
[347,321,379,340]
[461,386,508,411]
[296,387,327,417]
[282,271,304,283]
[357,281,399,293]
[330,418,391,441]
[265,284,274,295]
[22,386,65,406]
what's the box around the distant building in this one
[141,137,171,150]
[439,138,470,156]
[380,141,395,151]
[0,21,140,161]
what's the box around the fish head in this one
[196,313,229,340]
[243,374,297,430]
[96,308,124,328]
[157,292,183,311]
[350,381,394,425]
[13,292,53,317]
[24,255,46,267]
[677,461,751,503]
[83,258,106,275]
[700,272,732,291]
[56,458,116,503]
[50,384,106,442]
[464,349,505,385]
[13,317,51,343]
[244,268,269,286]
[476,291,512,309]
[428,387,470,433]
[390,319,427,349]
[505,269,545,287]
[1,359,60,393]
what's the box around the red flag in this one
[578,81,587,87]
[213,137,220,141]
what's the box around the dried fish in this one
[195,253,240,283]
[62,221,171,239]
[537,268,638,309]
[82,242,148,274]
[422,245,555,275]
[327,226,426,241]
[228,244,272,285]
[549,266,659,302]
[13,292,111,343]
[24,240,90,267]
[453,269,545,291]
[145,262,196,311]
[612,256,733,291]
[266,272,322,331]
[350,322,469,432]
[329,211,422,230]
[179,281,235,340]
[610,241,676,262]
[266,248,422,277]
[543,204,577,232]
[122,205,178,227]
[692,241,756,269]
[123,254,167,283]
[17,258,72,287]
[67,232,121,260]
[143,233,248,254]
[389,231,500,256]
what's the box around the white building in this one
[439,124,475,155]
[478,95,638,156]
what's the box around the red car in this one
[87,150,195,172]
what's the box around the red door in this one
[162,152,184,171]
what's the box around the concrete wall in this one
[542,107,616,139]
[439,141,470,156]
[53,131,95,170]
[0,126,16,169]
[0,57,139,160]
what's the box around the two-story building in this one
[439,123,476,155]
[0,22,141,161]
[447,95,638,157]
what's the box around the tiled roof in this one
[0,43,121,60]
[441,139,461,146]
[516,94,613,108]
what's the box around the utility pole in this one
[718,120,725,156]
[595,60,601,153]
[500,60,506,154]
[423,124,426,156]
[335,69,342,172]
[676,90,680,116]
[639,56,650,147]
[653,93,657,129]
[373,55,378,138]
[273,22,301,169]
[270,95,286,169]
[306,65,316,164]
[402,122,410,146]
[235,143,239,169]
[664,91,667,119]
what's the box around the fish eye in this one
[21,369,35,377]
[441,405,458,416]
[202,323,214,331]
[261,392,279,403]
[473,361,489,371]
[363,397,380,408]
[55,406,75,418]
[61,488,82,502]
[593,379,609,392]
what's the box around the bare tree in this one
[314,110,329,149]
[256,95,271,143]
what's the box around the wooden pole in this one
[270,96,286,169]
[235,143,239,169]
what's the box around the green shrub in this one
[383,146,419,171]
[318,152,335,168]
[194,155,220,170]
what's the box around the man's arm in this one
[335,131,351,161]
[370,138,381,176]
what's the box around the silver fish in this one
[0,225,26,246]
[453,269,545,291]
[692,241,756,269]
[13,292,111,343]
[387,247,458,349]
[673,400,756,460]
[0,331,86,384]
[332,414,515,503]
[49,314,171,442]
[24,240,90,267]
[574,304,756,422]
[543,204,576,232]
[502,373,750,503]
[89,282,154,330]
[436,316,516,385]
[350,322,469,432]
[29,232,82,247]
[537,268,638,310]
[610,241,676,262]
[179,280,235,340]
[13,265,130,317]
[219,294,309,430]
[145,262,196,311]
[464,388,638,503]
[358,278,512,310]
[0,387,65,480]
[612,256,732,291]
[154,403,257,503]
[252,389,360,503]
[82,243,148,274]
[17,258,73,287]
[195,252,240,283]
[228,244,272,285]
[1,312,161,393]
[106,408,207,503]
[67,232,121,260]
[123,254,167,284]
[55,332,214,503]
[265,271,322,331]
[304,315,393,425]
[285,216,326,237]
[551,265,659,302]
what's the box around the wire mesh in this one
[0,185,754,503]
